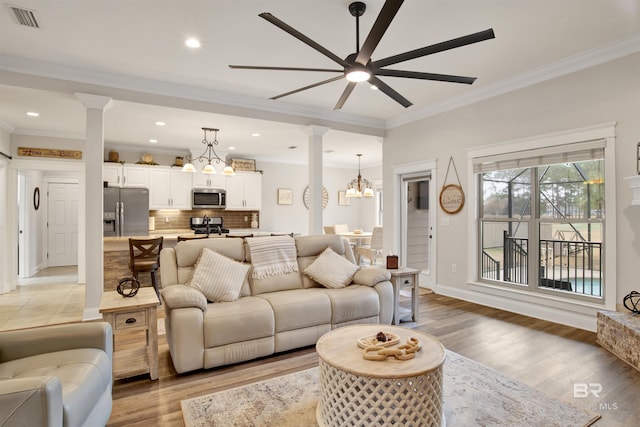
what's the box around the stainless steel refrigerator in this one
[103,187,149,236]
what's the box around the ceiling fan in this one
[229,0,495,110]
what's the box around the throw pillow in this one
[189,247,250,302]
[304,247,359,289]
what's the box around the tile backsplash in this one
[150,209,258,230]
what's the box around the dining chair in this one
[323,226,336,234]
[128,237,163,299]
[356,226,383,265]
[334,224,349,234]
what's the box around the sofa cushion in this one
[257,289,331,333]
[189,248,250,303]
[176,239,251,297]
[0,348,111,427]
[304,247,360,289]
[203,297,275,348]
[321,285,380,324]
[296,235,351,289]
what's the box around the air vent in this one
[8,5,39,28]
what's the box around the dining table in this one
[337,231,372,251]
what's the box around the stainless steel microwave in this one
[192,188,226,208]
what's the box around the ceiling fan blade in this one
[355,0,404,65]
[369,76,412,108]
[259,13,350,68]
[374,69,476,84]
[374,28,495,68]
[334,82,357,110]
[270,75,344,100]
[229,65,342,73]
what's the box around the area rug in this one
[181,350,599,427]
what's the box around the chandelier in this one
[346,154,374,198]
[181,128,235,176]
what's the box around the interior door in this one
[47,182,79,266]
[401,173,434,288]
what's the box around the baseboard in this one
[435,283,598,332]
[82,307,102,321]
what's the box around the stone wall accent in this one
[596,310,640,372]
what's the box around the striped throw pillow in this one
[303,247,359,289]
[189,247,250,302]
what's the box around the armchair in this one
[0,322,113,427]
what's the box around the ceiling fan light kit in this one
[229,0,495,109]
[182,128,235,176]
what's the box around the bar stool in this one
[128,237,163,300]
[177,235,207,242]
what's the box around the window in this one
[475,140,605,302]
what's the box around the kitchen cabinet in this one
[192,164,228,189]
[225,171,262,210]
[103,164,149,188]
[148,166,192,209]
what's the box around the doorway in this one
[394,159,437,289]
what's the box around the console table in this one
[99,288,160,380]
[316,324,445,427]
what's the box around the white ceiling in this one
[1,0,639,168]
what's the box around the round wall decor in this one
[303,186,328,209]
[439,184,464,214]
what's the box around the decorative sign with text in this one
[18,147,83,160]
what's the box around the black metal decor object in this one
[117,277,140,298]
[623,291,640,314]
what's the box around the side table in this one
[389,267,420,325]
[99,287,160,380]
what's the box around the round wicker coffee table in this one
[316,324,445,427]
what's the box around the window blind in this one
[472,139,605,173]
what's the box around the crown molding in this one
[0,55,385,132]
[387,33,640,129]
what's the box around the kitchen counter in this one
[103,228,272,290]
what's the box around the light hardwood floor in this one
[108,292,640,427]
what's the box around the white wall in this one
[259,160,382,235]
[0,127,9,293]
[383,53,640,329]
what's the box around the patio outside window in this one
[476,143,605,302]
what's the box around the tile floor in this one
[0,266,85,331]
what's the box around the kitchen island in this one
[103,229,281,291]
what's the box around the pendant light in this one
[181,128,235,176]
[346,154,374,197]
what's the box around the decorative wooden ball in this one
[623,291,640,314]
[117,277,140,298]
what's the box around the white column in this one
[305,125,329,235]
[76,93,113,320]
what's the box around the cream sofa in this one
[0,322,113,427]
[159,234,393,374]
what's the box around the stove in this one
[190,216,229,235]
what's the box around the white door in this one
[47,182,79,266]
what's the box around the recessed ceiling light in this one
[185,38,201,48]
[149,139,158,143]
[155,121,166,126]
[26,111,39,117]
[228,146,236,150]
[251,133,260,137]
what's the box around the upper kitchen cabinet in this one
[148,166,192,209]
[225,171,262,211]
[103,164,149,188]
[192,163,228,190]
